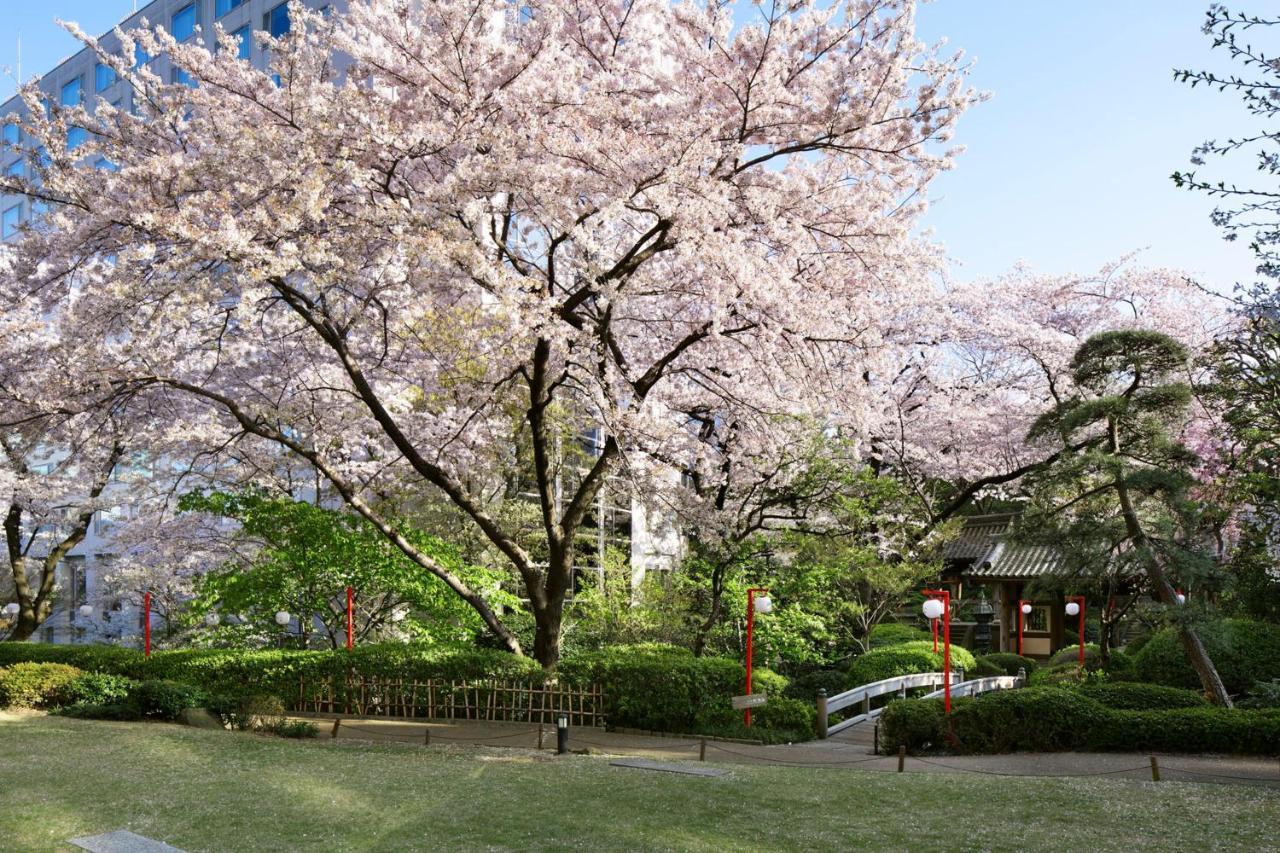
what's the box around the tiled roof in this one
[941,513,1016,561]
[944,513,1063,579]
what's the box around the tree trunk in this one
[531,597,564,670]
[692,561,728,658]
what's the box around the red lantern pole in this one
[931,615,938,653]
[1068,595,1086,667]
[346,587,355,651]
[922,588,952,714]
[744,587,769,727]
[1017,599,1031,657]
[143,591,152,658]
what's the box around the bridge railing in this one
[920,671,1025,701]
[816,670,964,738]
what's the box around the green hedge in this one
[0,663,83,709]
[1073,682,1208,711]
[880,687,1280,755]
[847,641,977,688]
[0,642,812,742]
[1134,619,1280,696]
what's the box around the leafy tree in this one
[1026,330,1232,704]
[180,491,513,648]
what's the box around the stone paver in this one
[68,830,185,853]
[299,714,1280,788]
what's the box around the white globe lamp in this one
[1021,603,1032,615]
[753,595,773,614]
[922,599,945,620]
[1176,592,1186,605]
[274,610,291,627]
[77,604,94,619]
[1065,601,1080,617]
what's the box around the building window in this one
[67,127,89,150]
[233,24,252,60]
[95,62,117,93]
[173,4,198,42]
[216,0,247,17]
[172,67,197,88]
[5,159,21,179]
[2,123,18,146]
[264,3,291,38]
[60,77,82,107]
[2,204,22,239]
[134,44,153,69]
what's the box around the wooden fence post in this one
[1150,755,1160,782]
[331,718,342,739]
[816,690,828,739]
[897,745,906,773]
[699,738,707,762]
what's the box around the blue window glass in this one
[67,127,88,150]
[34,147,49,168]
[172,67,197,88]
[5,160,22,178]
[233,25,251,60]
[265,4,290,38]
[134,44,152,69]
[94,157,118,172]
[95,62,117,93]
[216,0,246,16]
[60,78,82,107]
[2,205,22,239]
[2,123,17,146]
[173,4,197,42]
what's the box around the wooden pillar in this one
[1050,590,1065,652]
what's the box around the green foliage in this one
[0,663,83,709]
[846,641,977,688]
[1073,682,1209,710]
[54,701,142,721]
[129,680,206,721]
[880,687,1280,755]
[1238,679,1280,709]
[181,489,514,647]
[868,623,931,648]
[974,653,1037,677]
[784,669,848,700]
[1133,619,1280,695]
[53,672,138,707]
[276,719,320,738]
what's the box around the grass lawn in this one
[1,713,1277,852]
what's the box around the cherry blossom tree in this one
[0,0,975,666]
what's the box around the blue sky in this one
[0,0,1263,290]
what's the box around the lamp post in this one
[1176,589,1186,605]
[744,587,772,727]
[346,586,355,651]
[1018,600,1033,656]
[1065,596,1086,667]
[143,591,152,657]
[275,610,291,649]
[921,589,951,714]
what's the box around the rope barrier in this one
[908,755,1153,778]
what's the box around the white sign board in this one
[731,693,768,710]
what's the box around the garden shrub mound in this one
[868,622,931,648]
[880,686,1280,756]
[847,641,977,688]
[1029,645,1135,686]
[1073,682,1208,711]
[1134,619,1280,696]
[974,653,1037,677]
[0,663,83,709]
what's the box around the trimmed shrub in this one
[130,680,206,721]
[1074,682,1208,711]
[970,658,1005,678]
[868,623,931,648]
[1238,679,1280,710]
[880,686,1280,756]
[785,669,848,700]
[0,663,83,709]
[55,701,142,721]
[1134,619,1280,696]
[276,719,319,738]
[53,672,137,708]
[847,641,977,688]
[0,644,145,678]
[975,653,1037,677]
[1030,646,1135,686]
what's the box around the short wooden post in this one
[1149,755,1160,782]
[816,690,828,739]
[699,738,707,762]
[897,745,906,772]
[330,718,342,739]
[862,694,871,717]
[538,724,544,750]
[423,727,431,746]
